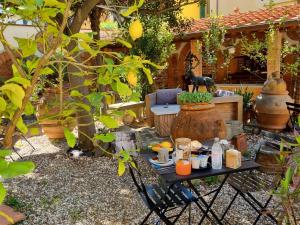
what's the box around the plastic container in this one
[211,137,223,169]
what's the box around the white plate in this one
[149,158,174,167]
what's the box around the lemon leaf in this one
[142,67,153,84]
[118,160,126,176]
[64,128,76,148]
[94,133,115,143]
[115,38,132,49]
[121,4,138,17]
[0,183,7,205]
[24,102,35,115]
[0,150,12,158]
[99,116,119,129]
[0,97,7,112]
[5,77,31,88]
[70,90,83,97]
[14,37,37,57]
[29,127,40,136]
[16,118,28,134]
[0,83,25,108]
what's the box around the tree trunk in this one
[89,7,107,114]
[65,0,103,151]
[67,50,96,151]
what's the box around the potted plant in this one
[37,86,76,139]
[178,92,213,110]
[172,92,226,141]
[234,88,254,124]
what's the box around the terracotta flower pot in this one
[37,87,75,139]
[171,103,226,141]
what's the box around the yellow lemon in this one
[127,71,138,87]
[160,141,172,148]
[129,19,143,41]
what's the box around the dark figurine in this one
[183,52,215,93]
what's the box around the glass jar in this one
[175,138,191,161]
[175,159,192,176]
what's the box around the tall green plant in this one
[273,136,300,225]
[202,16,227,78]
[126,16,175,98]
[234,88,254,109]
[240,25,299,78]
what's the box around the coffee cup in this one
[199,155,209,168]
[191,157,201,169]
[158,148,169,163]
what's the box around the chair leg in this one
[141,209,153,225]
[188,203,191,225]
[154,208,173,225]
[221,191,238,221]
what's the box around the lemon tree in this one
[0,0,162,179]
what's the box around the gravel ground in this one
[4,132,283,225]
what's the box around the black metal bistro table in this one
[141,152,260,225]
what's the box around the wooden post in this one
[190,40,202,77]
[267,30,282,79]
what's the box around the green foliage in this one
[234,88,254,109]
[240,26,299,78]
[5,196,26,211]
[240,34,267,64]
[281,41,300,77]
[272,121,300,224]
[0,150,35,204]
[94,133,116,143]
[126,16,175,98]
[178,92,213,104]
[64,128,76,148]
[116,149,137,176]
[202,16,226,76]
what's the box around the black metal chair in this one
[286,102,300,131]
[129,163,207,225]
[221,138,290,225]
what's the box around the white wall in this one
[209,0,297,16]
[0,25,38,52]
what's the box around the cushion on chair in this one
[156,88,182,105]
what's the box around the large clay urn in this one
[171,103,226,141]
[255,77,293,131]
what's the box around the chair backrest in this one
[156,88,182,105]
[286,102,300,129]
[286,102,300,114]
[128,162,157,209]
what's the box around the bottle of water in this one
[211,137,222,169]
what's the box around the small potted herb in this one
[178,92,213,110]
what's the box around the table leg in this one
[187,178,225,225]
[198,174,229,225]
[187,174,229,225]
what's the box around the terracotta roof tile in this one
[189,4,300,33]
